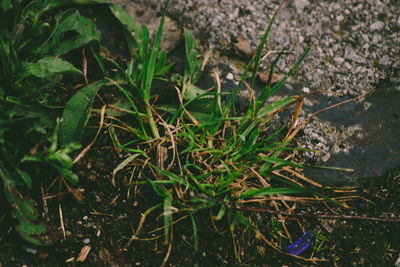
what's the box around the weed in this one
[312,231,329,253]
[386,170,400,193]
[102,0,354,262]
[0,0,107,245]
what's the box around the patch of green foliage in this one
[0,0,107,245]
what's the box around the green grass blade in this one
[215,205,226,221]
[239,186,314,198]
[112,153,144,182]
[249,0,286,90]
[148,162,192,189]
[266,47,310,99]
[256,96,297,118]
[140,0,170,138]
[163,194,172,242]
[232,211,254,230]
[187,212,198,251]
[107,78,148,139]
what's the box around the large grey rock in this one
[300,80,400,185]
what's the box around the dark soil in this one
[0,128,399,266]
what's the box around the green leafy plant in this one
[0,0,106,245]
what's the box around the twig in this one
[73,104,106,164]
[225,203,400,222]
[192,193,400,222]
[59,204,66,240]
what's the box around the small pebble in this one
[83,238,90,244]
[336,15,344,22]
[395,252,400,267]
[23,247,37,255]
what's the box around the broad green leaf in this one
[22,0,109,19]
[108,3,140,55]
[1,166,49,245]
[16,169,32,189]
[108,3,139,36]
[53,165,79,185]
[38,9,100,56]
[104,96,132,117]
[24,56,82,78]
[1,0,10,12]
[48,143,81,169]
[181,84,214,123]
[53,9,99,56]
[59,80,108,146]
[182,83,211,101]
[15,219,48,246]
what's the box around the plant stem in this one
[146,101,160,139]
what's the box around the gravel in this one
[136,0,399,96]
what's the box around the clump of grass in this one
[100,0,357,263]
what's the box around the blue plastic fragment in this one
[286,230,314,256]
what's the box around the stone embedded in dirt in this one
[257,71,283,84]
[98,248,113,263]
[114,1,182,53]
[234,34,254,58]
[147,16,182,53]
[395,252,400,267]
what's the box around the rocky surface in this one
[141,0,399,96]
[115,0,400,184]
